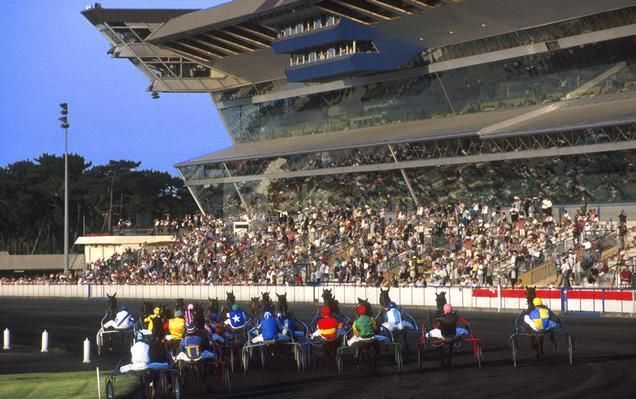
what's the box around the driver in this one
[163,310,185,342]
[311,305,343,341]
[205,313,225,344]
[524,298,560,332]
[176,324,216,362]
[103,304,135,330]
[276,310,304,339]
[143,306,162,336]
[251,312,290,343]
[119,332,150,373]
[523,298,560,359]
[348,304,378,346]
[426,304,470,339]
[381,302,414,332]
[224,304,248,330]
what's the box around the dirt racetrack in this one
[1,297,635,399]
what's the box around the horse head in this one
[176,298,185,313]
[435,292,447,311]
[194,303,205,329]
[526,286,537,310]
[106,293,118,315]
[208,297,220,315]
[379,287,392,308]
[276,293,288,313]
[226,291,236,307]
[261,292,273,312]
[322,289,334,304]
[250,297,261,316]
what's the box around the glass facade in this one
[188,150,636,217]
[179,122,636,181]
[219,37,636,143]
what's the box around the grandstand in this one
[73,1,636,288]
[83,0,636,217]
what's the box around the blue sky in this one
[0,0,233,174]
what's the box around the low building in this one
[0,251,86,272]
[74,235,176,264]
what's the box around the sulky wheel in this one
[105,379,115,399]
[476,343,483,369]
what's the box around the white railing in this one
[1,284,634,314]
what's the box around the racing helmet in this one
[356,304,367,315]
[185,323,196,334]
[321,305,331,317]
[152,307,161,315]
[122,305,129,312]
[263,311,273,319]
[443,303,453,314]
[532,298,543,307]
[387,302,397,310]
[135,331,145,342]
[209,312,218,321]
[232,304,239,312]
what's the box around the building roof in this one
[0,252,85,271]
[74,235,176,246]
[81,7,197,26]
[147,0,310,42]
[177,94,636,166]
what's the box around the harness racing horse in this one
[379,288,391,309]
[322,289,341,316]
[106,293,118,320]
[524,286,556,359]
[208,297,220,321]
[434,291,447,319]
[250,297,261,318]
[226,291,236,312]
[526,286,537,311]
[175,298,186,314]
[261,292,274,313]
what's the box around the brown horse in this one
[106,293,118,319]
[261,292,273,313]
[322,289,341,315]
[250,297,261,317]
[379,288,391,308]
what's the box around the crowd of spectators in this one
[1,195,623,288]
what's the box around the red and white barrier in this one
[1,284,634,314]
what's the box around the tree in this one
[0,155,196,254]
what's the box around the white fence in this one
[1,284,635,314]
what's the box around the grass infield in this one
[0,370,137,399]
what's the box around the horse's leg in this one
[538,335,545,357]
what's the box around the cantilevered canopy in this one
[177,95,636,166]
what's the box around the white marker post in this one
[83,338,91,364]
[2,329,9,350]
[41,330,49,353]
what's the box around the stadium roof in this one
[143,0,636,82]
[83,0,636,85]
[177,94,636,166]
[81,7,197,26]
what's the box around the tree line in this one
[0,154,197,255]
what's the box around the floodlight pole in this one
[59,102,70,274]
[64,124,69,274]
